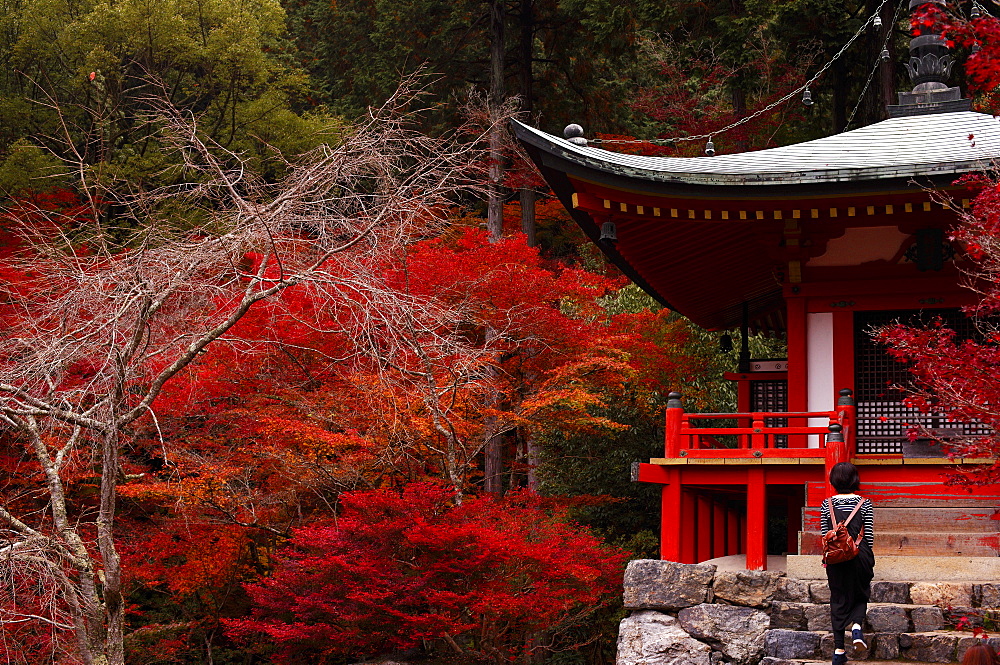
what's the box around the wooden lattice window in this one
[750,380,788,448]
[853,309,991,454]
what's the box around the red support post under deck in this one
[746,467,767,570]
[713,500,727,559]
[728,505,740,556]
[660,469,683,561]
[681,490,697,564]
[697,495,713,562]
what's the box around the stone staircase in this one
[789,481,1000,582]
[763,579,1000,663]
[618,559,1000,665]
[767,480,1000,663]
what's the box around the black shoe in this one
[832,652,848,665]
[852,627,868,654]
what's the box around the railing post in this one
[824,422,847,497]
[836,388,856,458]
[665,392,684,457]
[751,413,766,450]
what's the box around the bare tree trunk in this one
[730,87,747,152]
[484,419,504,494]
[520,189,536,247]
[484,0,508,488]
[488,0,506,242]
[879,0,897,112]
[98,414,124,663]
[483,327,504,494]
[859,0,889,126]
[526,433,541,491]
[518,0,537,247]
[832,60,848,133]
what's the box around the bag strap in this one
[826,497,865,527]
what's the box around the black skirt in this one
[827,547,875,633]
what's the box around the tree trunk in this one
[98,427,124,665]
[731,87,747,152]
[97,366,125,665]
[526,432,541,491]
[518,0,537,247]
[485,2,507,487]
[858,0,890,126]
[879,0,897,112]
[484,423,504,494]
[520,188,536,247]
[832,60,848,133]
[487,0,506,243]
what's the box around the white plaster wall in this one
[806,312,834,448]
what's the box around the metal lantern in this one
[600,221,617,243]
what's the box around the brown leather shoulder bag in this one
[821,498,865,566]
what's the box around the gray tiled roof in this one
[514,111,1000,186]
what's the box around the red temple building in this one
[515,0,1000,577]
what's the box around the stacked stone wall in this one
[617,559,1000,665]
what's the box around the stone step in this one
[802,506,1000,532]
[763,661,958,665]
[787,554,1000,581]
[764,628,985,663]
[805,481,1000,508]
[798,530,1000,556]
[770,600,997,634]
[771,601,944,633]
[764,661,955,665]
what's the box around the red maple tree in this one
[226,482,628,663]
[863,5,1000,485]
[876,174,1000,484]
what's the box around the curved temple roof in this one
[515,112,1000,331]
[514,111,1000,187]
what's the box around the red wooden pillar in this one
[786,294,808,447]
[681,489,697,563]
[746,467,767,570]
[660,468,683,561]
[697,494,713,562]
[832,310,854,402]
[713,500,727,558]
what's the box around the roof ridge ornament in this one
[887,0,972,117]
[563,124,588,146]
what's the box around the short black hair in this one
[829,462,860,493]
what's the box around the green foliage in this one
[0,0,329,191]
[540,283,786,553]
[0,139,67,195]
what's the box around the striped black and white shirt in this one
[820,493,875,553]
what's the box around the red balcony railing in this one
[664,389,856,479]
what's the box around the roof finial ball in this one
[564,124,588,146]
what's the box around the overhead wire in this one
[589,0,895,149]
[845,0,908,130]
